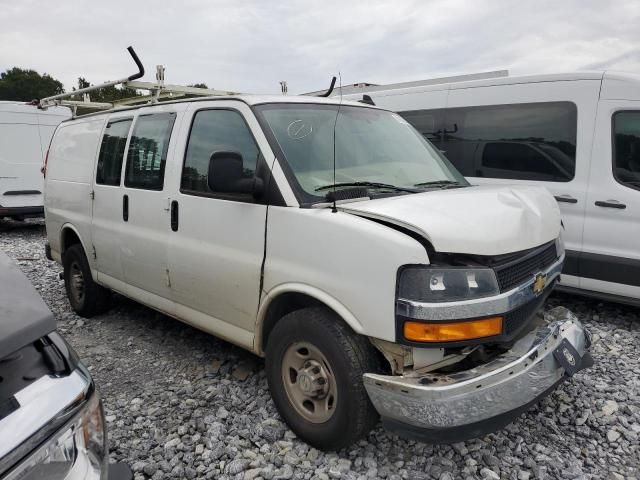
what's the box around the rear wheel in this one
[63,244,110,317]
[265,307,380,450]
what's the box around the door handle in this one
[170,200,179,231]
[554,195,578,204]
[595,200,626,209]
[123,194,129,221]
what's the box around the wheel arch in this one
[59,223,88,256]
[254,284,364,356]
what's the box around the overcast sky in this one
[1,0,639,95]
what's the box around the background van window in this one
[613,111,640,191]
[400,101,577,182]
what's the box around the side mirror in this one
[207,151,264,198]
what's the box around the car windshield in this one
[254,103,468,203]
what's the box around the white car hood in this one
[338,185,561,256]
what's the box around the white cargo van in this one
[0,102,71,219]
[43,88,591,449]
[347,72,640,306]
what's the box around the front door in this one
[581,101,640,301]
[119,109,178,310]
[167,102,268,346]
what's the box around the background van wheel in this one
[62,244,110,317]
[265,307,380,450]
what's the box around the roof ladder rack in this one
[38,46,239,115]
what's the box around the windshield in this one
[254,104,468,203]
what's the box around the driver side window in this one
[181,109,259,196]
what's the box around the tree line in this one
[0,67,208,103]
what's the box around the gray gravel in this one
[1,218,639,480]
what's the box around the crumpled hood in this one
[338,185,561,256]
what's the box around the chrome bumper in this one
[364,308,591,442]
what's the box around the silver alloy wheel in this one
[281,341,337,423]
[69,261,85,305]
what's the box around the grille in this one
[494,242,557,292]
[504,294,547,337]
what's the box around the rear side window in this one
[124,113,176,190]
[400,102,577,182]
[612,111,640,191]
[96,119,132,186]
[181,109,259,196]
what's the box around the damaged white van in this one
[44,93,592,449]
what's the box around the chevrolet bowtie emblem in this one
[533,273,547,295]
[562,347,576,366]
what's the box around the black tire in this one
[62,244,110,317]
[265,307,380,450]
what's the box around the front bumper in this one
[364,309,592,442]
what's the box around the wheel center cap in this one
[298,372,313,394]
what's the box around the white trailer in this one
[0,101,71,219]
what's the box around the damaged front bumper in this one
[363,310,592,442]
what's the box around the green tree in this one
[0,67,64,101]
[72,77,141,103]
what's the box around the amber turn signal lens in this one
[404,317,503,342]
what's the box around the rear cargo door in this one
[118,107,180,309]
[0,106,43,209]
[92,116,133,283]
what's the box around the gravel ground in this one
[1,218,639,480]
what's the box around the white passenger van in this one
[43,87,591,449]
[0,102,70,219]
[344,72,640,306]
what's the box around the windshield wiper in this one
[414,180,464,189]
[315,181,419,193]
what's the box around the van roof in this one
[62,94,382,121]
[339,71,613,98]
[0,101,71,116]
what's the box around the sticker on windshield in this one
[287,120,313,140]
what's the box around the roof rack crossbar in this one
[37,46,239,115]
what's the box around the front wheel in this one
[265,307,380,450]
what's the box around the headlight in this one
[398,266,500,303]
[5,391,107,480]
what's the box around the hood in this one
[338,185,561,256]
[0,252,55,359]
